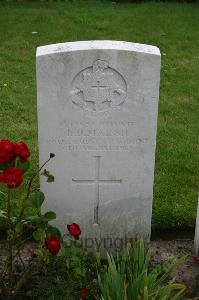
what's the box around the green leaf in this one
[0,210,7,219]
[33,228,45,241]
[74,266,85,277]
[15,222,23,233]
[41,169,54,183]
[25,215,39,223]
[27,191,45,209]
[0,161,15,170]
[46,225,62,240]
[43,211,56,221]
[11,216,17,224]
[143,286,148,300]
[16,159,30,174]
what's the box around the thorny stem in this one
[18,154,55,221]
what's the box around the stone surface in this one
[36,40,161,252]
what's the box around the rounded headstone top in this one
[36,40,161,57]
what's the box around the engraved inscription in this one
[71,60,127,112]
[72,156,122,224]
[46,121,151,152]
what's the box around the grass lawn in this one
[0,0,198,230]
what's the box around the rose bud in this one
[0,139,15,164]
[67,223,81,240]
[0,167,23,189]
[80,287,88,299]
[15,141,30,163]
[45,235,61,255]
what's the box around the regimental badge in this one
[71,60,127,112]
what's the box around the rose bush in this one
[0,139,89,299]
[0,139,59,298]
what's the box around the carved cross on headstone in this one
[72,156,122,225]
[91,80,108,110]
[91,80,106,94]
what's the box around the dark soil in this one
[150,240,199,299]
[0,239,198,299]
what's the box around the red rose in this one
[67,223,81,240]
[0,167,23,189]
[80,288,88,299]
[0,140,15,164]
[45,235,61,255]
[15,141,30,162]
[193,256,199,262]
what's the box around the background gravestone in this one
[36,41,161,251]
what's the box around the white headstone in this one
[36,41,161,252]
